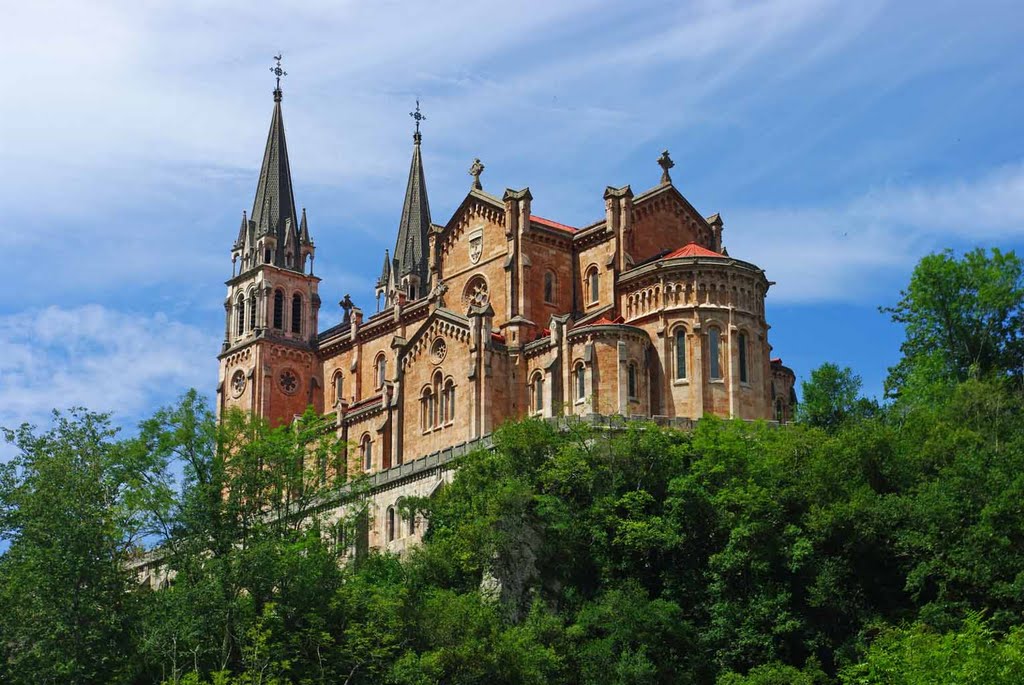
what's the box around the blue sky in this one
[1,0,1022,452]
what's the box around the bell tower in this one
[217,55,323,425]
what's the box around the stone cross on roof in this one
[658,149,674,184]
[469,158,484,190]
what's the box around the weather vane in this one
[270,53,287,101]
[409,99,426,141]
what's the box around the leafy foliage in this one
[2,248,1023,683]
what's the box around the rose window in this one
[462,276,489,307]
[279,370,298,394]
[231,370,246,397]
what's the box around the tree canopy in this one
[1,247,1022,684]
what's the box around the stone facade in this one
[215,87,796,556]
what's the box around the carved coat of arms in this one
[468,228,483,264]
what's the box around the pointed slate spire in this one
[392,104,432,285]
[376,249,391,288]
[234,211,248,249]
[299,207,312,246]
[249,80,299,266]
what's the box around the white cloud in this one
[0,305,218,441]
[726,164,1024,304]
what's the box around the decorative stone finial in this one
[409,99,426,144]
[657,149,674,184]
[270,53,287,102]
[469,158,484,190]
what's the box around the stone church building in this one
[215,79,796,554]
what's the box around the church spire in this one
[391,101,432,290]
[249,54,302,270]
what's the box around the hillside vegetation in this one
[1,248,1022,684]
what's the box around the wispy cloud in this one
[727,163,1024,303]
[0,305,219,444]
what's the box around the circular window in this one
[279,369,299,395]
[230,369,246,397]
[462,276,489,307]
[430,337,447,364]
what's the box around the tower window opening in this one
[444,379,455,423]
[575,363,586,402]
[235,296,245,337]
[265,249,272,264]
[544,271,556,304]
[248,292,257,330]
[386,506,395,542]
[291,294,302,334]
[627,362,638,399]
[273,289,284,329]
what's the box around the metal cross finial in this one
[409,99,426,142]
[657,149,675,184]
[469,158,485,190]
[270,53,287,101]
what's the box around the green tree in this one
[883,247,1024,400]
[0,409,165,684]
[840,614,1024,684]
[798,363,871,429]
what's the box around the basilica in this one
[215,75,795,549]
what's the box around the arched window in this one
[235,295,245,336]
[333,372,344,404]
[708,328,722,380]
[738,331,748,383]
[531,373,544,414]
[291,294,302,334]
[627,362,638,399]
[248,291,257,330]
[375,355,387,389]
[421,387,433,430]
[407,510,416,536]
[543,271,555,304]
[574,362,586,402]
[264,249,272,264]
[586,267,599,304]
[273,289,284,329]
[675,328,687,380]
[360,435,372,471]
[386,506,395,542]
[444,379,455,423]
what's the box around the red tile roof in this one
[531,216,577,233]
[491,331,506,344]
[665,242,723,259]
[589,315,625,326]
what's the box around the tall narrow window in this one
[575,363,586,402]
[386,507,395,542]
[738,332,748,383]
[532,374,544,414]
[407,511,416,536]
[361,435,372,471]
[236,296,245,336]
[264,249,272,264]
[248,292,257,330]
[291,294,302,334]
[709,328,722,379]
[273,289,284,329]
[627,363,638,398]
[421,389,431,430]
[675,328,687,379]
[375,355,386,389]
[333,373,344,404]
[444,379,455,423]
[587,267,599,304]
[544,272,555,304]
